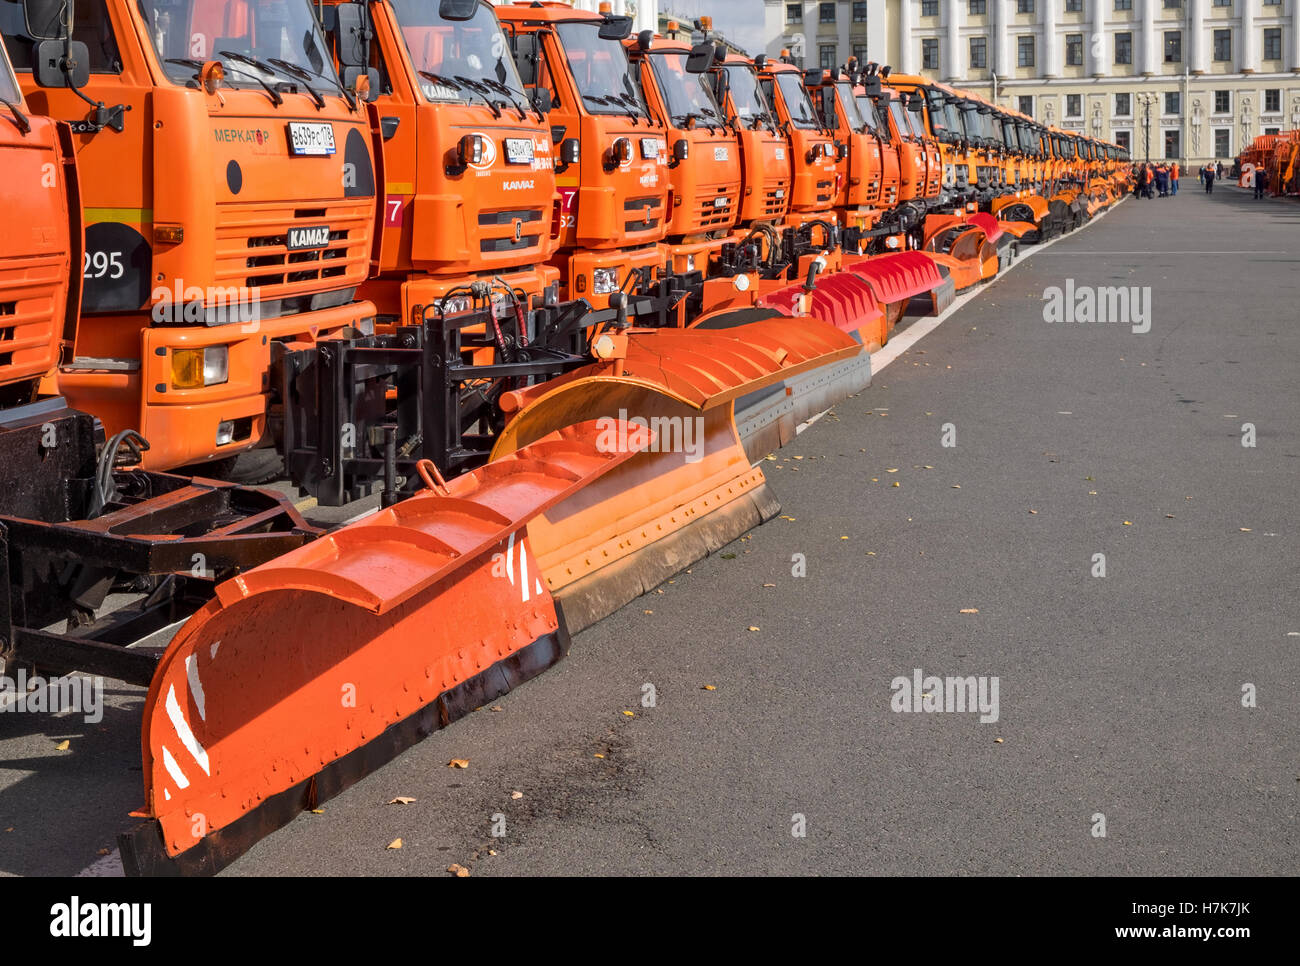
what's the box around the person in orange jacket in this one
[1170,161,1180,195]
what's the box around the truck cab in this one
[2,0,377,473]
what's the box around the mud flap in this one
[119,424,648,876]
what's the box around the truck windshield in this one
[774,72,818,129]
[0,40,17,101]
[925,91,955,137]
[0,0,121,73]
[648,51,720,127]
[835,81,871,133]
[723,64,771,124]
[390,0,527,106]
[555,21,646,117]
[887,99,913,139]
[141,0,340,94]
[856,94,887,139]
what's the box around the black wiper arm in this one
[454,75,502,118]
[0,96,30,135]
[417,70,462,91]
[218,51,284,107]
[268,58,328,110]
[481,77,528,120]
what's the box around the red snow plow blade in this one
[756,273,888,350]
[844,251,949,329]
[119,423,649,876]
[922,214,999,291]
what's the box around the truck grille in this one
[477,207,546,255]
[217,200,370,298]
[0,251,64,382]
[625,196,665,234]
[692,184,735,230]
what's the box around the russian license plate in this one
[713,196,728,207]
[713,146,728,161]
[287,225,332,250]
[505,137,535,164]
[287,122,336,156]
[640,137,660,159]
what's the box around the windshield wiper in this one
[267,58,329,111]
[480,77,529,121]
[454,75,502,118]
[0,95,30,135]
[417,70,462,94]
[218,51,284,107]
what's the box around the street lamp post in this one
[1137,92,1157,163]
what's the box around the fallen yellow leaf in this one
[448,863,470,877]
[388,796,416,805]
[960,608,979,614]
[448,758,470,769]
[311,808,325,814]
[762,582,775,587]
[643,609,653,614]
[840,535,849,540]
[1028,509,1037,514]
[887,468,898,473]
[622,710,635,717]
[748,626,760,632]
[55,740,70,752]
[511,791,523,800]
[702,685,717,691]
[1240,528,1252,532]
[593,753,605,759]
[994,738,1004,744]
[386,838,403,850]
[891,482,900,487]
[1123,521,1132,526]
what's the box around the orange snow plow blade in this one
[923,215,999,291]
[119,423,649,876]
[492,317,865,631]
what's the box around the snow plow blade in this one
[118,423,648,876]
[922,215,999,291]
[844,251,949,329]
[491,317,865,632]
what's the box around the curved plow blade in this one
[843,251,949,328]
[923,224,998,292]
[757,273,887,350]
[490,318,865,632]
[118,423,647,876]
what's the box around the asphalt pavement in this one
[2,184,1296,876]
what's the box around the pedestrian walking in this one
[1171,161,1180,195]
[1155,163,1169,197]
[1202,162,1216,193]
[1217,160,1224,180]
[1254,166,1270,198]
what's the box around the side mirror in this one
[673,139,689,161]
[685,42,715,74]
[343,66,381,102]
[34,39,90,89]
[334,4,370,68]
[439,0,479,22]
[636,30,653,51]
[531,87,553,114]
[23,0,66,41]
[560,137,580,164]
[598,16,634,41]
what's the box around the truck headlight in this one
[172,346,229,389]
[592,267,619,295]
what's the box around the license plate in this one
[287,122,336,157]
[713,146,728,161]
[774,148,785,160]
[287,225,332,250]
[713,196,728,208]
[640,138,660,159]
[505,137,535,164]
[775,189,785,199]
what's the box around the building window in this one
[1214,128,1230,157]
[1212,29,1230,61]
[1263,0,1281,6]
[1212,0,1230,6]
[819,3,835,23]
[1066,0,1083,10]
[786,4,802,23]
[816,44,833,68]
[1115,0,1132,9]
[1164,129,1180,159]
[922,38,940,70]
[1163,0,1182,7]
[1017,0,1034,12]
[1115,130,1131,151]
[853,2,867,22]
[1066,94,1081,117]
[1164,91,1180,114]
[969,0,987,13]
[1115,32,1133,64]
[1212,90,1229,112]
[922,0,939,16]
[1018,95,1034,116]
[1264,88,1281,113]
[1018,35,1035,67]
[1066,34,1083,65]
[853,44,868,62]
[1164,31,1181,63]
[1263,28,1282,61]
[1115,92,1131,115]
[969,36,988,69]
[1265,126,1280,134]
